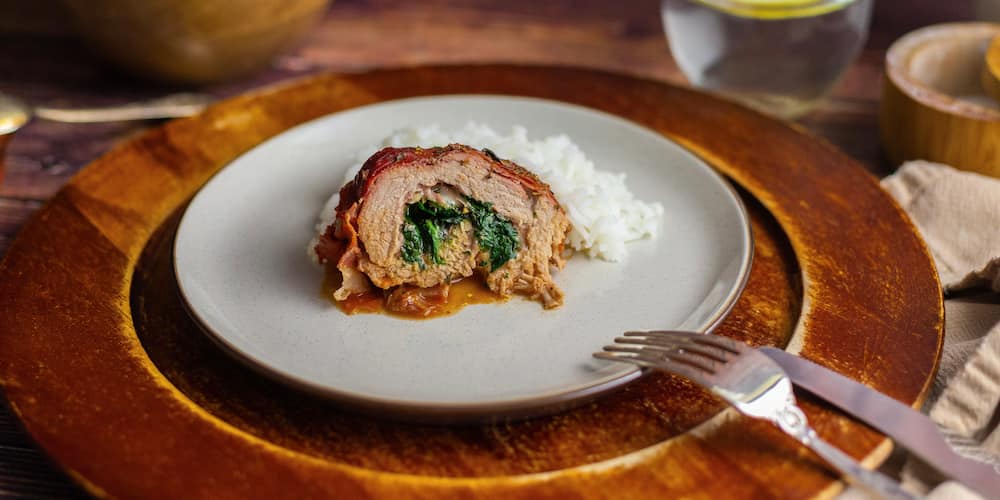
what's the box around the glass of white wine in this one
[662,0,873,119]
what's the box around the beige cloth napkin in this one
[841,161,1000,499]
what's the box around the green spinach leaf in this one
[466,198,520,272]
[402,200,463,266]
[400,221,424,266]
[400,196,519,272]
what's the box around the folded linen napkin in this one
[843,161,1000,499]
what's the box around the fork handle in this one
[775,407,918,499]
[802,429,917,499]
[804,433,919,499]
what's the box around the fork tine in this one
[623,330,677,337]
[613,336,731,362]
[662,350,719,374]
[605,343,719,376]
[613,336,686,349]
[602,345,648,355]
[628,330,743,354]
[594,351,712,386]
[690,335,744,354]
[600,346,673,367]
[593,351,660,369]
[597,349,680,372]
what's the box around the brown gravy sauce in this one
[322,267,504,319]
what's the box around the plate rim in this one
[171,94,756,422]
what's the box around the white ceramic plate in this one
[174,95,752,422]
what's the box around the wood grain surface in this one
[0,66,941,499]
[0,0,971,497]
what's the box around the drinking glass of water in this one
[662,0,873,119]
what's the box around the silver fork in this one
[595,330,918,500]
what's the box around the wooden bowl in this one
[880,23,1000,178]
[61,0,330,84]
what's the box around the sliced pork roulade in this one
[313,144,571,311]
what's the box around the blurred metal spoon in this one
[0,91,211,132]
[0,93,31,135]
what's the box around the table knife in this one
[760,347,1000,498]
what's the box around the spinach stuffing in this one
[465,198,520,272]
[400,197,519,271]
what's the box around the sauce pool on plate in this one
[322,268,502,319]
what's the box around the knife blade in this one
[760,347,1000,498]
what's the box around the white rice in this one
[313,123,663,262]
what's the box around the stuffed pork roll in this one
[313,144,571,311]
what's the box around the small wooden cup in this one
[880,23,1000,178]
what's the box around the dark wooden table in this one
[0,0,976,496]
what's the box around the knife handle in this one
[800,428,918,499]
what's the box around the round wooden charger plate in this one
[0,66,942,499]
